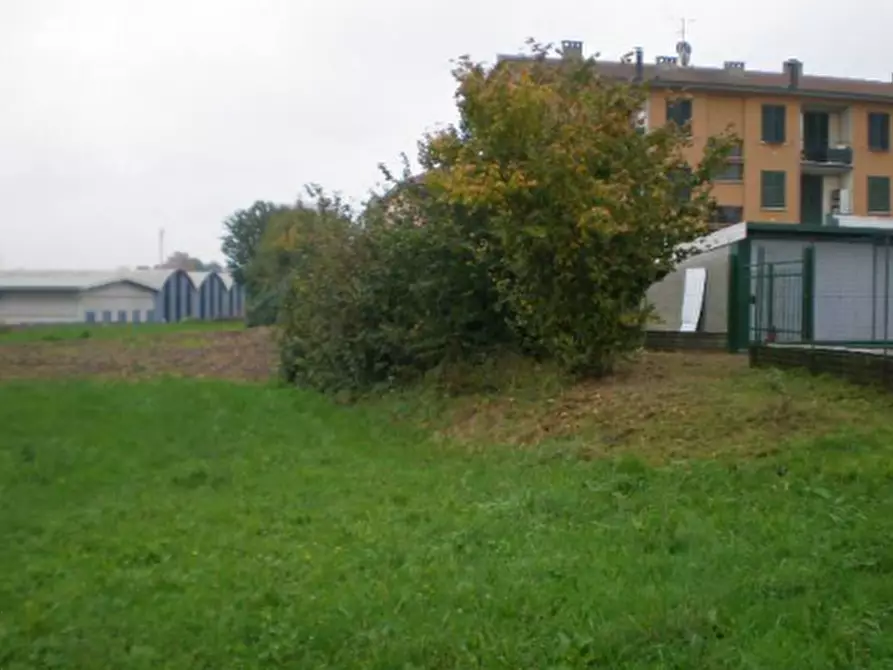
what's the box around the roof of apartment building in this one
[496,43,893,104]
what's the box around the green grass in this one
[4,373,893,668]
[0,320,243,344]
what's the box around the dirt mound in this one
[0,328,278,382]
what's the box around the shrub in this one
[277,182,513,392]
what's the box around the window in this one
[715,163,744,181]
[117,310,127,322]
[709,205,744,225]
[868,176,891,213]
[102,310,112,323]
[868,112,890,151]
[728,141,743,159]
[132,310,141,323]
[761,104,786,143]
[85,311,96,323]
[760,170,786,209]
[670,165,693,202]
[666,98,692,129]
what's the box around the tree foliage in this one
[157,251,221,272]
[269,41,734,391]
[247,188,355,329]
[277,175,513,392]
[420,43,733,374]
[221,201,289,285]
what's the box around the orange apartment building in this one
[500,42,893,228]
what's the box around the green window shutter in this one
[761,105,786,143]
[868,176,891,213]
[666,98,692,129]
[869,113,890,151]
[760,170,786,208]
[680,99,692,125]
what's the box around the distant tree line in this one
[220,41,735,393]
[134,252,222,273]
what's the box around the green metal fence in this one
[747,241,893,350]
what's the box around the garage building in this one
[647,218,893,351]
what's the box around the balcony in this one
[801,144,853,174]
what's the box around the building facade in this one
[499,44,893,227]
[614,52,893,226]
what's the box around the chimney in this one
[634,47,644,81]
[561,40,583,60]
[784,59,802,89]
[723,61,746,75]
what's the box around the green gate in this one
[748,251,814,345]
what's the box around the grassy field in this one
[4,351,893,668]
[0,319,243,344]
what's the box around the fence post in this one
[801,246,815,343]
[885,237,891,386]
[766,263,775,342]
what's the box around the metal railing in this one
[801,145,853,165]
[748,240,893,357]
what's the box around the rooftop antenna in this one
[676,17,694,66]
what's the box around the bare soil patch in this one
[0,328,277,382]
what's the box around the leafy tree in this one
[246,187,355,328]
[221,201,288,284]
[419,41,734,375]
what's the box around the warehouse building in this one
[190,271,230,320]
[221,273,246,320]
[647,217,893,351]
[0,269,245,325]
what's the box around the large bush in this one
[277,179,513,392]
[274,42,734,392]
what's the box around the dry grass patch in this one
[389,351,893,463]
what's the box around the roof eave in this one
[639,78,893,105]
[495,55,893,104]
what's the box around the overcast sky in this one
[1,0,891,269]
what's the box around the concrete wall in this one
[646,245,730,333]
[79,282,157,323]
[751,344,893,391]
[0,291,80,324]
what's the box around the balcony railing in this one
[801,145,853,165]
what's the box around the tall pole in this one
[158,228,165,267]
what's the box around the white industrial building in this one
[0,269,246,326]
